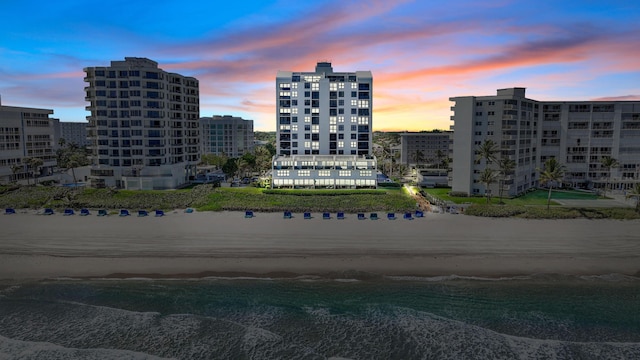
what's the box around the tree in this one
[412,150,425,179]
[497,156,516,204]
[475,139,499,166]
[27,157,44,185]
[625,183,640,212]
[479,168,498,204]
[254,146,273,176]
[10,164,21,183]
[538,157,566,210]
[435,149,447,171]
[200,153,228,169]
[221,158,238,181]
[600,156,619,198]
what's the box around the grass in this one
[423,188,597,206]
[0,185,417,213]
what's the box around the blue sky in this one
[1,0,640,131]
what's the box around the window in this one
[339,170,351,176]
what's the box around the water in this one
[1,274,639,359]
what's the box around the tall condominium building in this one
[84,57,200,190]
[272,62,376,189]
[200,115,254,158]
[450,87,640,197]
[0,102,57,183]
[59,121,90,147]
[399,131,452,166]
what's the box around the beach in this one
[1,210,639,280]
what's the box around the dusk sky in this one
[1,0,640,131]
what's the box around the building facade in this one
[200,115,254,158]
[272,62,376,188]
[59,121,90,147]
[0,103,57,183]
[450,87,640,197]
[399,131,452,166]
[84,57,200,190]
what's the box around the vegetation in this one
[0,185,416,213]
[464,204,640,220]
[538,157,566,210]
[423,188,598,206]
[626,182,640,212]
[600,156,619,198]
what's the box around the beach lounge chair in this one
[322,212,331,220]
[119,209,130,217]
[357,213,365,220]
[245,210,254,218]
[97,209,108,217]
[283,211,292,219]
[370,212,378,220]
[185,208,194,213]
[155,210,165,217]
[43,208,54,215]
[4,208,16,215]
[415,210,424,218]
[403,212,413,220]
[304,212,312,219]
[138,210,149,217]
[387,212,396,220]
[63,208,75,216]
[337,212,345,220]
[80,208,90,216]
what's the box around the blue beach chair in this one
[403,212,413,220]
[155,210,165,217]
[138,210,149,217]
[185,208,194,213]
[5,208,16,215]
[63,208,75,216]
[357,213,365,220]
[370,212,378,220]
[415,210,424,218]
[387,212,396,220]
[119,209,130,217]
[283,211,292,219]
[322,212,331,220]
[245,210,254,218]
[43,208,54,215]
[80,208,90,216]
[304,212,312,219]
[337,212,345,220]
[97,209,108,217]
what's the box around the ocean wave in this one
[0,335,172,360]
[385,272,640,283]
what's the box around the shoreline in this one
[2,211,640,280]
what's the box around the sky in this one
[1,0,640,132]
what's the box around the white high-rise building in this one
[59,122,89,147]
[272,62,376,189]
[450,87,640,197]
[84,57,200,190]
[200,115,254,158]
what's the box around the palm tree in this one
[538,157,566,210]
[28,157,44,185]
[435,149,446,172]
[600,156,619,198]
[475,139,499,166]
[479,168,498,204]
[625,183,640,212]
[497,156,516,204]
[10,164,21,183]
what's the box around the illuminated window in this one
[279,108,291,113]
[298,170,310,176]
[291,83,298,89]
[312,142,319,150]
[304,141,311,148]
[351,116,357,123]
[304,116,311,123]
[291,91,298,97]
[339,170,351,176]
[279,91,290,97]
[312,125,319,133]
[351,100,358,106]
[358,100,369,108]
[338,141,344,148]
[351,141,357,148]
[338,116,345,123]
[311,83,319,91]
[279,83,290,89]
[358,117,369,124]
[330,125,337,133]
[330,83,337,91]
[292,108,298,114]
[277,170,290,176]
[360,170,372,177]
[319,170,331,176]
[329,117,337,124]
[351,83,357,89]
[312,108,319,114]
[291,124,298,131]
[339,83,345,89]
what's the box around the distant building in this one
[399,131,452,166]
[84,57,200,189]
[199,115,254,158]
[450,87,640,197]
[0,102,57,183]
[59,121,89,147]
[272,62,376,188]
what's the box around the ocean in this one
[1,274,639,359]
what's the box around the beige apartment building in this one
[450,88,640,197]
[200,115,254,158]
[0,102,57,183]
[84,57,200,189]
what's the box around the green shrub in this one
[464,204,527,217]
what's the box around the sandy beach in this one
[1,210,639,280]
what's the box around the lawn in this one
[423,188,598,206]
